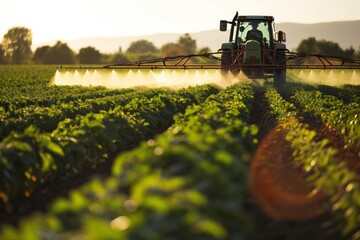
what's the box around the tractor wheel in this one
[221,50,233,73]
[274,69,286,87]
[274,50,286,87]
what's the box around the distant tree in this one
[78,46,101,64]
[296,37,319,54]
[33,45,50,64]
[343,46,355,59]
[317,40,343,57]
[126,40,158,54]
[297,37,355,58]
[44,41,75,64]
[356,46,360,59]
[111,53,130,63]
[197,47,211,54]
[178,33,197,55]
[194,47,214,64]
[0,44,8,64]
[1,27,32,64]
[126,40,159,61]
[108,47,129,63]
[161,43,186,57]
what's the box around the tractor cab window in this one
[238,20,271,47]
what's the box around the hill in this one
[34,20,360,53]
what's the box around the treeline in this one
[0,27,210,65]
[0,26,359,65]
[296,37,359,58]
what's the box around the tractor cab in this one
[237,17,274,64]
[220,13,286,53]
[219,12,287,85]
[238,18,272,49]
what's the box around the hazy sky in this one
[1,0,359,44]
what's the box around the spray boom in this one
[58,50,360,71]
[55,50,360,88]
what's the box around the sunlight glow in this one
[53,68,253,89]
[1,0,359,45]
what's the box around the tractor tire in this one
[221,50,241,76]
[221,50,233,74]
[274,50,286,87]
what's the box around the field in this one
[0,65,359,239]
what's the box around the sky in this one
[1,0,360,45]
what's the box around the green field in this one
[0,65,359,240]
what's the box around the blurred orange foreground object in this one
[249,125,329,220]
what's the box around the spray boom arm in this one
[58,50,360,71]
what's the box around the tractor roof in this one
[238,16,274,21]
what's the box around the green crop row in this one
[0,66,142,113]
[0,84,220,140]
[0,87,136,113]
[265,87,360,238]
[292,90,360,147]
[0,83,258,240]
[0,65,53,89]
[0,89,162,139]
[316,84,360,105]
[0,85,219,210]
